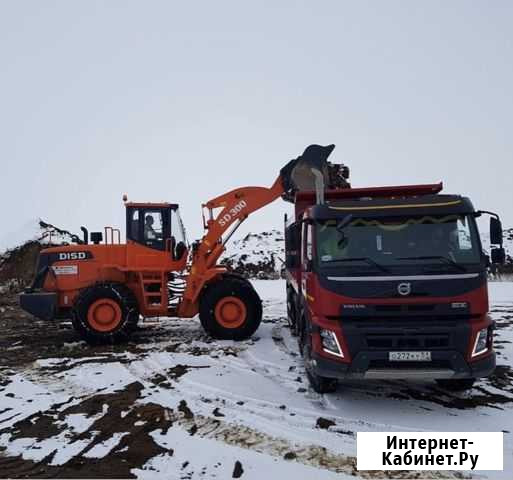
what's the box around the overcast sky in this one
[1,0,512,245]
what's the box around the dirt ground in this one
[0,285,512,479]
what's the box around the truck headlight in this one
[320,328,344,358]
[472,328,489,357]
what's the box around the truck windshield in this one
[316,214,481,268]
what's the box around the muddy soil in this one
[0,290,512,479]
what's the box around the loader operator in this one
[144,215,160,240]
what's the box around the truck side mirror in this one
[491,247,506,265]
[490,217,503,245]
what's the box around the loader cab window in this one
[142,210,167,250]
[144,212,163,242]
[171,209,188,261]
[126,206,171,251]
[130,210,139,239]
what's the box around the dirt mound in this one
[221,230,284,279]
[0,241,42,290]
[0,220,82,291]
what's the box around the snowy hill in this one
[221,229,285,279]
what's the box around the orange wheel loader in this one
[19,145,347,344]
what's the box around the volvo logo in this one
[397,282,412,296]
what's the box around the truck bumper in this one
[19,291,57,321]
[312,350,496,380]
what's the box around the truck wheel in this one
[72,283,139,344]
[301,323,338,394]
[286,289,298,336]
[199,277,262,340]
[435,378,476,391]
[297,309,306,356]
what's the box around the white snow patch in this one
[83,432,129,458]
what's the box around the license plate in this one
[389,351,431,362]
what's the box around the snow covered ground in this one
[0,281,512,479]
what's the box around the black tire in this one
[301,320,338,394]
[199,277,262,340]
[435,378,476,391]
[72,283,139,344]
[286,288,298,336]
[297,308,306,357]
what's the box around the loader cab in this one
[125,202,188,261]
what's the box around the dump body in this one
[285,184,496,382]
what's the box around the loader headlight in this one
[472,328,489,357]
[320,328,344,358]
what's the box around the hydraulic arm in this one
[178,144,342,316]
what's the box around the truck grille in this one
[335,302,478,323]
[366,333,450,350]
[374,304,436,312]
[340,317,471,357]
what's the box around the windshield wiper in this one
[335,215,353,247]
[322,257,391,273]
[395,255,467,272]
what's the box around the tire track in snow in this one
[150,406,468,480]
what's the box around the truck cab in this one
[285,183,505,393]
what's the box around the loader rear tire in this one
[199,277,262,340]
[72,283,139,344]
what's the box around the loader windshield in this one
[171,208,187,246]
[316,214,481,270]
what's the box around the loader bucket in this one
[280,144,337,201]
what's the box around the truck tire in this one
[286,288,298,336]
[435,378,475,391]
[301,320,338,394]
[199,277,262,340]
[72,283,139,344]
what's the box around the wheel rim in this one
[214,296,247,329]
[87,299,122,332]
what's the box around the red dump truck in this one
[284,147,505,393]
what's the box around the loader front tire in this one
[199,277,262,340]
[72,283,139,344]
